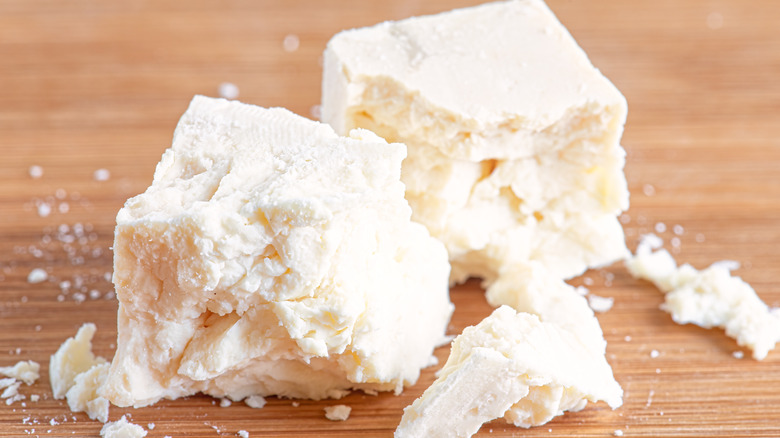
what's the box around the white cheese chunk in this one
[322,0,629,286]
[66,363,110,423]
[627,246,780,360]
[486,262,608,353]
[0,360,40,385]
[50,323,107,399]
[395,306,622,438]
[100,415,147,438]
[324,404,352,421]
[244,394,266,409]
[102,96,453,408]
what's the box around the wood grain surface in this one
[1,0,779,436]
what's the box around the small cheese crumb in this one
[310,104,322,120]
[30,394,40,402]
[100,415,147,438]
[244,395,266,409]
[93,169,111,182]
[29,165,44,179]
[587,295,614,313]
[733,351,745,359]
[0,360,40,385]
[37,203,51,217]
[147,423,155,430]
[282,34,300,52]
[1,381,21,398]
[650,349,660,359]
[291,401,300,407]
[324,404,351,421]
[710,260,740,271]
[624,336,632,342]
[219,398,232,408]
[237,431,249,438]
[27,268,48,284]
[613,430,624,437]
[218,82,240,99]
[654,222,666,233]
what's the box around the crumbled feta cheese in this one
[324,404,351,421]
[93,169,111,182]
[395,306,622,437]
[244,395,265,409]
[0,361,40,385]
[100,415,147,438]
[50,323,107,399]
[218,82,240,100]
[627,248,780,360]
[282,34,300,52]
[27,268,48,284]
[29,165,44,179]
[587,295,615,313]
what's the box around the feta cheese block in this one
[102,95,453,407]
[395,306,623,438]
[322,0,629,286]
[627,244,780,360]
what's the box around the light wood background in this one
[1,0,779,436]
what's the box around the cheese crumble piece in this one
[100,415,147,438]
[102,96,453,408]
[324,404,352,421]
[244,395,266,409]
[626,245,780,360]
[395,306,622,438]
[322,0,629,287]
[50,323,107,399]
[50,324,111,422]
[0,361,40,385]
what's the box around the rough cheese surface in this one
[50,324,111,422]
[322,0,629,286]
[50,323,107,399]
[0,360,40,386]
[627,244,780,360]
[100,415,147,438]
[395,306,622,438]
[102,96,453,408]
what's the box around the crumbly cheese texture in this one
[324,404,352,421]
[322,0,629,286]
[50,323,107,399]
[627,246,780,360]
[102,96,453,407]
[486,262,609,355]
[0,360,40,386]
[395,306,622,438]
[50,324,111,422]
[100,415,147,438]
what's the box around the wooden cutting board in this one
[1,0,779,436]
